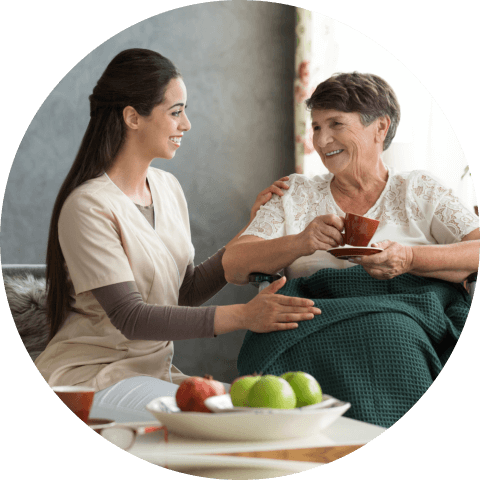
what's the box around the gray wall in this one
[0,2,296,382]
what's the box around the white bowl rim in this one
[52,386,96,393]
[146,395,351,416]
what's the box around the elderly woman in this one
[223,72,479,428]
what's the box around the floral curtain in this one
[294,8,314,175]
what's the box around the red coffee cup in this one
[343,213,380,247]
[53,386,95,423]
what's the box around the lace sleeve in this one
[241,191,286,240]
[412,172,479,243]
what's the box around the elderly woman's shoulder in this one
[286,172,333,189]
[390,169,453,205]
[391,169,447,187]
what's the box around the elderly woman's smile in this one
[325,149,344,157]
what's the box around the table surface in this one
[121,416,386,476]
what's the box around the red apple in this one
[175,374,226,413]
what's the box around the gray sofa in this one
[3,264,476,386]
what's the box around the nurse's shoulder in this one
[59,175,116,227]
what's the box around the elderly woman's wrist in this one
[406,245,415,273]
[295,231,310,256]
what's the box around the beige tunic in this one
[34,167,194,391]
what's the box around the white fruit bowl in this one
[145,394,350,441]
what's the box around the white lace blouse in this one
[241,167,479,279]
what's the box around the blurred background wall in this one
[0,1,296,382]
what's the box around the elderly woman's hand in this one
[350,240,414,280]
[298,214,345,255]
[250,176,290,222]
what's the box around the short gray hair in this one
[306,72,400,151]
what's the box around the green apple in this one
[229,374,262,407]
[247,375,296,409]
[280,371,322,407]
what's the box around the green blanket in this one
[237,266,471,428]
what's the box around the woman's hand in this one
[250,176,289,222]
[297,214,345,256]
[349,240,414,280]
[240,276,321,332]
[225,177,290,252]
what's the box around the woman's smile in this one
[325,149,344,157]
[169,136,183,147]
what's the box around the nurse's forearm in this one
[178,248,227,307]
[223,235,304,285]
[409,240,480,282]
[92,282,216,340]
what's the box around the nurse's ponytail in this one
[46,49,181,340]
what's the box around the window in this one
[300,14,476,210]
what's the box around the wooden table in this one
[212,444,364,464]
[126,416,386,477]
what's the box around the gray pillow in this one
[4,274,49,361]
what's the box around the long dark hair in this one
[46,48,181,340]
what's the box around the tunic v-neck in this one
[135,202,155,228]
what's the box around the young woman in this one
[34,48,321,422]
